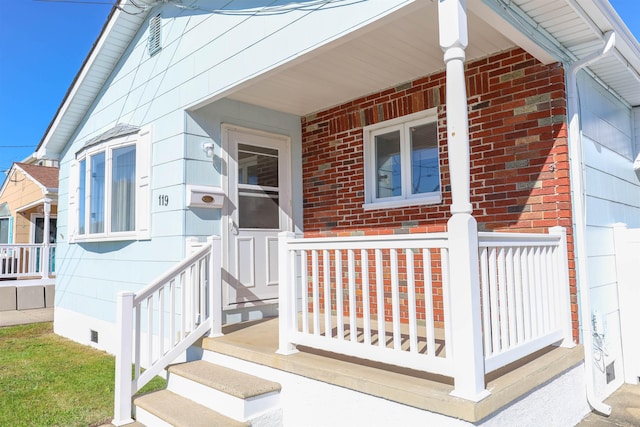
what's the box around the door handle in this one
[231,221,239,235]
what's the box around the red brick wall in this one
[301,47,579,340]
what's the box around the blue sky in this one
[0,0,638,174]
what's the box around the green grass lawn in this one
[0,322,166,427]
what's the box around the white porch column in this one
[438,0,488,401]
[42,198,51,278]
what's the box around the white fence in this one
[0,243,56,279]
[278,227,572,399]
[113,236,221,426]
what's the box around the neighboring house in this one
[34,0,639,425]
[0,162,58,310]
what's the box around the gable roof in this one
[15,163,59,190]
[0,163,59,200]
[35,0,640,160]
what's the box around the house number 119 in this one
[158,195,169,206]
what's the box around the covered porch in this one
[113,225,577,423]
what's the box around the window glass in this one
[35,218,57,244]
[90,152,105,234]
[0,218,8,244]
[238,144,278,187]
[375,130,401,199]
[79,159,86,235]
[410,122,440,194]
[111,146,136,232]
[239,191,280,229]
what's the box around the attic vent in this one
[148,13,161,56]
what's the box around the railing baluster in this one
[312,250,320,336]
[159,287,165,357]
[521,247,532,341]
[498,248,509,350]
[506,248,517,347]
[390,248,401,350]
[534,247,544,336]
[170,279,176,347]
[489,247,500,353]
[441,248,453,359]
[147,295,154,367]
[336,250,344,340]
[375,248,385,348]
[301,250,309,334]
[200,258,206,325]
[479,247,491,356]
[545,246,557,331]
[180,271,186,342]
[513,248,525,344]
[323,249,331,338]
[423,249,435,356]
[406,249,417,353]
[134,305,141,381]
[361,249,371,346]
[348,249,357,342]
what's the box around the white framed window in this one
[363,109,441,210]
[69,126,151,242]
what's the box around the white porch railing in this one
[0,243,57,279]
[478,226,574,373]
[278,226,573,400]
[113,236,221,426]
[278,232,454,376]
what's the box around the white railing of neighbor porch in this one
[278,227,572,400]
[0,243,57,279]
[113,236,221,426]
[478,226,573,373]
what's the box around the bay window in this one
[70,126,150,242]
[363,109,441,209]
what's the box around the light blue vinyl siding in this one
[578,72,640,396]
[53,0,407,344]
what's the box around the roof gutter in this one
[566,30,616,417]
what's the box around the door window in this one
[237,143,280,229]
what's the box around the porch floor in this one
[200,317,584,423]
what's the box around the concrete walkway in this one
[578,383,640,426]
[0,307,54,327]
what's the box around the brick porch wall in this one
[301,47,579,341]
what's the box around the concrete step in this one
[134,360,282,426]
[134,389,248,427]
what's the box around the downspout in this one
[566,30,615,417]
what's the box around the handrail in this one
[113,236,221,426]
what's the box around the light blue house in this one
[35,0,639,425]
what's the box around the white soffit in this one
[228,1,516,116]
[480,0,640,107]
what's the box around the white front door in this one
[223,125,291,307]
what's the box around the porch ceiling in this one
[227,0,640,116]
[226,1,517,117]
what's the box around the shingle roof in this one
[16,163,59,189]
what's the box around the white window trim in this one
[69,126,151,243]
[362,108,441,210]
